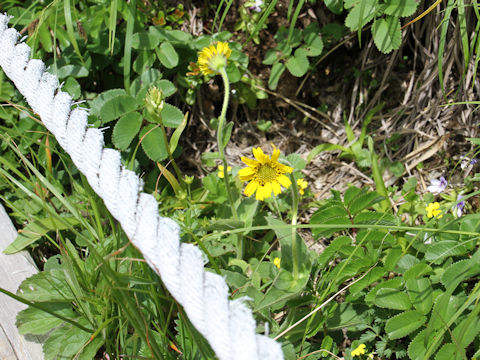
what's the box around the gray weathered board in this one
[0,203,44,359]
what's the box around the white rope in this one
[0,14,284,360]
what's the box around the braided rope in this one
[0,14,284,360]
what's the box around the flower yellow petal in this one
[271,144,280,162]
[238,167,255,180]
[244,180,258,197]
[241,156,259,167]
[218,165,224,171]
[272,180,282,195]
[277,174,292,188]
[262,181,273,199]
[277,163,293,173]
[252,147,266,163]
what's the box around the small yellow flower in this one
[273,257,281,269]
[197,42,232,76]
[297,178,308,195]
[238,144,293,201]
[426,202,443,219]
[218,165,231,179]
[351,343,366,357]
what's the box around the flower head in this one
[218,165,231,179]
[426,202,443,219]
[427,176,447,195]
[273,257,281,269]
[239,144,293,201]
[297,178,308,195]
[197,42,232,76]
[250,0,263,12]
[351,343,367,357]
[455,195,465,217]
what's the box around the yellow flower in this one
[218,165,231,179]
[273,257,281,269]
[426,202,443,219]
[197,42,232,76]
[238,144,293,201]
[297,178,308,195]
[351,343,366,357]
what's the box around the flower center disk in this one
[257,164,277,183]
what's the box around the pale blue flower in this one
[455,195,465,217]
[427,176,447,195]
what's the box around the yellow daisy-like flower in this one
[351,343,367,357]
[273,257,281,269]
[218,165,231,179]
[239,144,293,201]
[197,42,232,76]
[297,178,308,195]
[426,202,443,219]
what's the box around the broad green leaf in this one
[133,51,156,74]
[54,64,89,79]
[112,111,143,150]
[4,217,79,254]
[372,16,402,54]
[317,236,352,267]
[374,287,412,310]
[89,89,126,117]
[131,31,161,49]
[434,344,459,360]
[221,121,233,150]
[156,41,179,69]
[140,125,168,162]
[16,303,76,335]
[441,259,480,290]
[424,240,468,263]
[302,34,324,57]
[268,62,285,90]
[325,0,344,14]
[18,270,74,302]
[348,190,384,214]
[406,278,433,314]
[353,212,398,226]
[428,294,462,331]
[285,49,309,77]
[157,79,177,97]
[63,77,81,99]
[310,205,350,238]
[408,329,442,360]
[161,103,184,128]
[385,310,426,339]
[349,267,386,294]
[99,94,138,123]
[345,0,376,31]
[326,302,370,329]
[384,0,419,17]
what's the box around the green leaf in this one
[435,344,461,360]
[310,205,350,238]
[157,79,177,97]
[54,64,89,79]
[285,49,309,77]
[349,267,387,294]
[99,94,138,123]
[347,189,384,214]
[385,310,427,339]
[112,111,143,150]
[161,103,184,128]
[424,240,469,263]
[374,287,412,310]
[325,0,344,14]
[268,62,285,90]
[133,51,156,74]
[156,41,179,69]
[302,34,324,57]
[221,121,233,150]
[18,270,74,302]
[89,89,127,117]
[406,278,433,314]
[384,0,419,17]
[441,259,480,291]
[63,77,81,99]
[140,125,168,162]
[408,329,442,360]
[307,143,349,162]
[372,16,402,54]
[4,217,79,254]
[16,303,76,335]
[365,277,403,304]
[131,31,161,49]
[169,113,188,154]
[345,0,376,31]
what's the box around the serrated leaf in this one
[268,62,286,90]
[161,103,184,128]
[372,16,402,54]
[16,303,76,335]
[424,240,468,263]
[406,278,433,314]
[349,191,384,214]
[131,31,161,49]
[285,49,309,77]
[452,316,480,349]
[156,41,179,69]
[112,111,142,150]
[374,287,412,310]
[317,236,352,266]
[385,310,426,339]
[408,329,442,360]
[100,94,138,123]
[434,343,458,360]
[18,270,74,302]
[384,0,419,17]
[89,89,127,117]
[140,125,168,162]
[345,0,376,31]
[310,205,350,238]
[157,79,177,97]
[353,212,398,226]
[349,267,386,294]
[441,259,480,290]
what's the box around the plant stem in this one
[290,174,299,279]
[217,67,243,258]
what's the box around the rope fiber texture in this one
[0,13,284,360]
